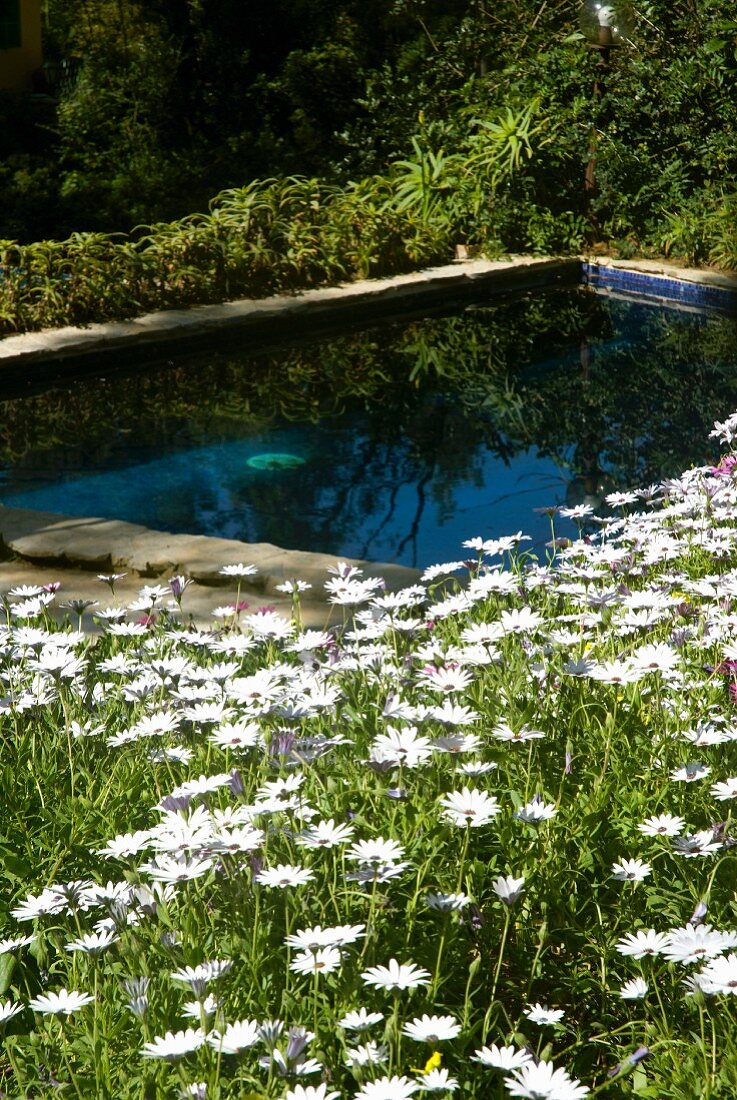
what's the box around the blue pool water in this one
[2,428,571,567]
[0,287,734,567]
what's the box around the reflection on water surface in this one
[0,288,734,567]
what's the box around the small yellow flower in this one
[411,1051,443,1076]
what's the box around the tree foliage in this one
[2,0,737,264]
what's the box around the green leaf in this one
[0,953,15,995]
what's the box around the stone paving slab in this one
[0,557,331,631]
[0,504,420,619]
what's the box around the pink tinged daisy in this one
[29,989,94,1016]
[418,1068,459,1092]
[402,1014,461,1042]
[524,1004,565,1026]
[615,929,670,958]
[254,864,315,888]
[355,1076,419,1100]
[142,1028,206,1060]
[417,664,473,694]
[0,1000,23,1023]
[361,959,430,991]
[472,1045,533,1071]
[290,947,342,976]
[504,1060,589,1098]
[711,777,737,801]
[637,814,685,837]
[438,787,500,827]
[285,1086,341,1100]
[611,859,652,882]
[207,1018,260,1053]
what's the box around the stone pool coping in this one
[0,506,422,629]
[0,505,419,598]
[2,253,737,373]
[0,255,578,373]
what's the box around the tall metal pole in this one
[584,22,613,201]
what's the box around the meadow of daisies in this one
[5,417,737,1099]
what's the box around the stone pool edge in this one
[1,253,736,372]
[0,505,421,602]
[0,256,577,370]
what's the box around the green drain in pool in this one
[246,452,306,470]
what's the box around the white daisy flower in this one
[515,797,556,823]
[637,813,685,837]
[0,1000,24,1023]
[254,864,315,888]
[361,959,430,991]
[418,1067,459,1091]
[438,787,500,827]
[142,1028,206,1060]
[505,1059,589,1098]
[611,859,652,882]
[289,947,342,976]
[355,1076,419,1100]
[711,777,737,801]
[619,978,648,1000]
[492,875,526,905]
[523,1003,565,1026]
[285,1086,340,1100]
[472,1044,533,1071]
[207,1018,260,1054]
[402,1014,461,1042]
[615,929,670,958]
[345,1041,389,1068]
[339,1008,385,1031]
[28,989,94,1016]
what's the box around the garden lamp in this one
[581,0,635,202]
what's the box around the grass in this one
[2,426,737,1098]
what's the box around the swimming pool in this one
[1,286,735,568]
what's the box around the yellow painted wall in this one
[0,1,43,92]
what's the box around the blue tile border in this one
[582,262,737,312]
